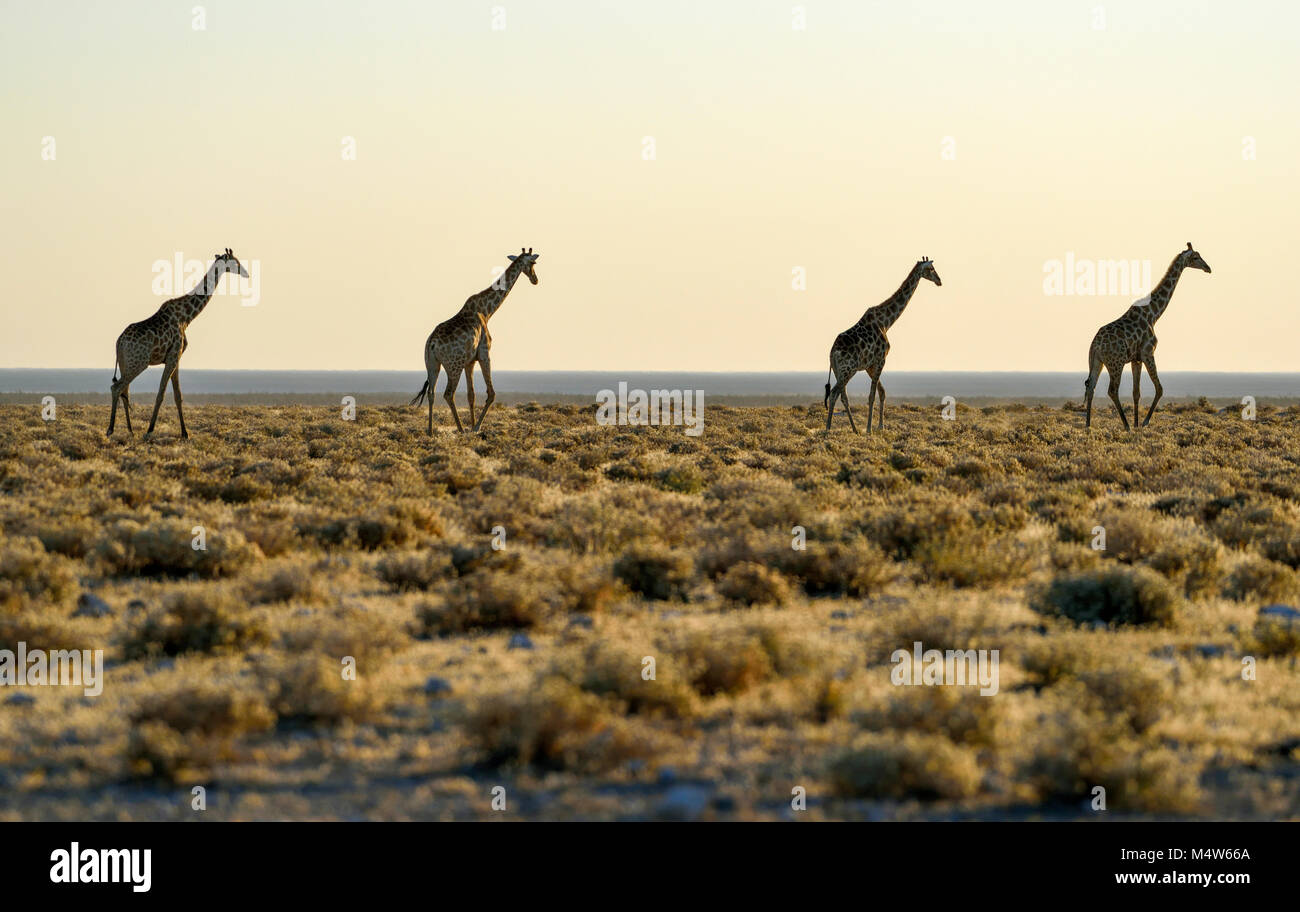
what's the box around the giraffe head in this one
[215,248,251,279]
[507,247,540,285]
[1179,242,1211,274]
[918,256,942,286]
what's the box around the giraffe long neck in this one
[177,263,224,324]
[1144,256,1188,323]
[866,264,924,328]
[468,259,527,320]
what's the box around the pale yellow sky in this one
[2,1,1296,372]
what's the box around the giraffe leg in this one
[1106,366,1129,431]
[107,381,121,436]
[1142,354,1163,427]
[839,384,860,434]
[121,386,134,434]
[146,362,176,437]
[826,361,858,432]
[864,377,877,435]
[443,368,465,432]
[171,367,189,439]
[1084,357,1103,430]
[463,363,476,431]
[1130,361,1142,433]
[875,378,886,431]
[473,353,496,432]
[426,366,439,435]
[825,382,841,430]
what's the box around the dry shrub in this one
[1243,616,1300,658]
[418,575,549,634]
[463,677,661,772]
[573,640,698,718]
[262,655,387,725]
[127,683,276,783]
[0,536,78,611]
[245,564,325,604]
[855,684,1001,747]
[94,519,259,578]
[826,732,983,800]
[0,612,76,653]
[773,540,893,597]
[1223,557,1299,603]
[1019,703,1201,812]
[375,550,455,591]
[1031,566,1178,627]
[613,544,694,601]
[1143,534,1223,597]
[914,531,1032,588]
[122,588,271,659]
[672,630,778,697]
[716,561,793,606]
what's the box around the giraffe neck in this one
[466,258,527,320]
[175,263,225,325]
[1142,255,1189,323]
[865,264,924,328]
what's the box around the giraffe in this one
[411,247,539,433]
[1084,242,1211,430]
[823,257,942,433]
[107,249,249,439]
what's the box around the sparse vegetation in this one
[1,401,1298,820]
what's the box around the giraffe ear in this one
[507,255,517,261]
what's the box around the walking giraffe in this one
[1084,242,1211,430]
[107,249,249,438]
[824,256,942,433]
[411,248,539,433]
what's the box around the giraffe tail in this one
[823,360,833,407]
[409,379,431,408]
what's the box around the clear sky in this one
[2,1,1296,372]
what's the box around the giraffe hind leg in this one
[442,366,465,432]
[121,386,134,434]
[1106,365,1129,431]
[146,362,176,437]
[473,353,496,433]
[463,363,476,431]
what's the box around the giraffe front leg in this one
[473,352,496,432]
[1130,361,1142,433]
[1141,355,1163,426]
[876,379,886,431]
[145,362,176,437]
[171,367,189,439]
